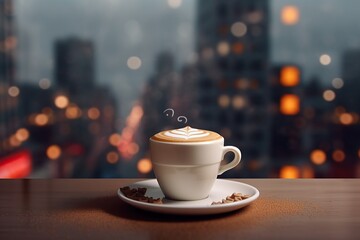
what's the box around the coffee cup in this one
[150,126,242,200]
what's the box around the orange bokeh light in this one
[34,113,49,126]
[232,42,244,54]
[281,5,299,25]
[280,94,300,115]
[137,158,152,174]
[46,145,61,160]
[279,166,300,179]
[280,66,300,87]
[310,149,326,165]
[332,150,345,162]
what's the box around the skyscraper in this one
[0,0,31,178]
[54,37,95,93]
[196,0,270,177]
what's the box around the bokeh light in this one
[279,166,300,178]
[280,66,300,86]
[137,158,152,174]
[310,149,326,165]
[320,54,331,65]
[323,90,336,102]
[54,95,69,109]
[232,95,246,109]
[127,56,142,70]
[167,0,182,9]
[87,107,100,120]
[281,5,299,25]
[34,113,49,126]
[39,78,51,89]
[46,145,61,160]
[280,94,300,115]
[106,151,119,164]
[15,128,30,142]
[65,104,81,119]
[332,78,344,89]
[109,133,122,146]
[8,86,19,97]
[218,95,230,108]
[231,22,247,37]
[339,113,353,125]
[332,149,345,162]
[217,41,230,56]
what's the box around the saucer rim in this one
[117,179,260,214]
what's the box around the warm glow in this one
[117,103,144,159]
[39,78,51,89]
[127,56,142,70]
[65,104,81,119]
[279,166,300,179]
[339,113,353,125]
[8,86,20,97]
[232,42,244,54]
[323,90,336,102]
[218,95,230,108]
[280,94,300,115]
[280,66,300,86]
[34,114,49,126]
[109,133,122,146]
[127,143,139,155]
[106,151,119,164]
[54,95,69,109]
[281,6,299,25]
[231,22,247,37]
[320,54,331,65]
[217,41,230,56]
[15,128,30,142]
[232,95,246,109]
[310,149,326,165]
[235,79,249,89]
[46,145,61,160]
[87,107,100,120]
[9,135,21,147]
[332,150,345,162]
[137,158,152,174]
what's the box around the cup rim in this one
[149,136,224,145]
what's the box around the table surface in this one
[0,179,359,240]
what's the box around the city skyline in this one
[14,0,360,120]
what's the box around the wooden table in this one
[0,179,359,239]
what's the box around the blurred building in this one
[0,0,32,178]
[196,0,270,177]
[54,37,95,94]
[271,65,306,177]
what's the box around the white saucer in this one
[117,179,259,215]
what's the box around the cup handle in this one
[218,146,242,175]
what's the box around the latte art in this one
[151,126,221,142]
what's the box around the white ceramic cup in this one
[150,137,241,200]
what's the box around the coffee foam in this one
[151,126,222,143]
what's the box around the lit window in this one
[280,94,300,115]
[280,66,300,86]
[281,5,299,25]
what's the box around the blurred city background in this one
[1,0,360,178]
